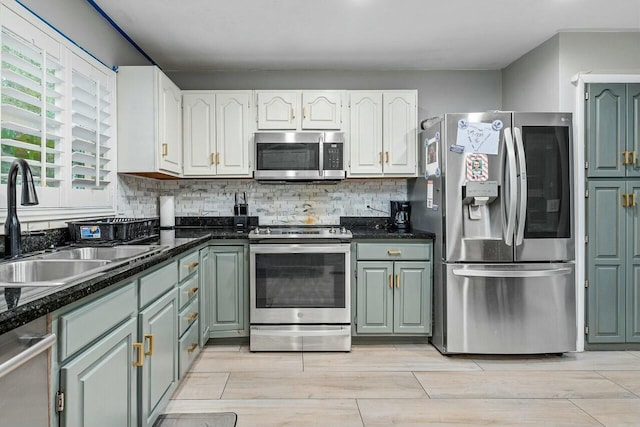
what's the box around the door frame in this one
[573,73,640,351]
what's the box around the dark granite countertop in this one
[350,227,435,240]
[0,230,213,335]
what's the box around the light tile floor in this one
[165,344,640,427]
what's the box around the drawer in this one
[179,251,200,282]
[357,243,431,261]
[139,261,178,308]
[179,320,200,379]
[179,296,199,337]
[58,282,136,361]
[178,273,199,309]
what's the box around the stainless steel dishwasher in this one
[0,316,55,427]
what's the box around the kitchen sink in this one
[0,259,112,287]
[38,245,166,261]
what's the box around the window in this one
[0,3,116,223]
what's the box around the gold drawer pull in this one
[133,343,144,367]
[187,343,198,353]
[388,250,401,255]
[389,274,393,289]
[185,262,199,269]
[144,334,154,356]
[188,287,199,296]
[186,312,199,322]
[395,274,400,288]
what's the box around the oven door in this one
[250,243,351,324]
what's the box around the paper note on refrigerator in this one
[455,120,501,155]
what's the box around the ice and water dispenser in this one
[461,181,499,238]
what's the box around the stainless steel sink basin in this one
[0,259,112,287]
[39,245,165,261]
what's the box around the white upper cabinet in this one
[117,66,182,177]
[348,90,417,177]
[183,91,252,177]
[257,90,343,130]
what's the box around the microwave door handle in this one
[502,128,517,246]
[514,127,527,246]
[318,134,324,177]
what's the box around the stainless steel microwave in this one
[254,132,345,182]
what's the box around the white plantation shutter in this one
[0,27,64,195]
[69,53,114,207]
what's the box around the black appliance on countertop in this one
[390,201,411,230]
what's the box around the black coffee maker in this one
[390,201,411,230]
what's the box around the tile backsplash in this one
[117,175,407,225]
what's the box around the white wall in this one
[168,70,503,118]
[502,35,560,111]
[18,0,150,68]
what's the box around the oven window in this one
[255,253,346,308]
[256,143,319,170]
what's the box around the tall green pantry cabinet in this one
[586,83,640,346]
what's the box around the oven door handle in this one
[250,244,351,254]
[0,333,56,379]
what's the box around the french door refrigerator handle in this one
[514,127,527,246]
[502,128,518,246]
[452,268,572,278]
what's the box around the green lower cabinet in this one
[139,289,178,427]
[198,247,211,346]
[587,180,640,344]
[356,260,431,335]
[59,318,138,427]
[209,246,246,336]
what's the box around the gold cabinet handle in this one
[395,274,400,288]
[385,151,389,164]
[187,343,198,353]
[623,193,630,208]
[210,153,215,165]
[186,312,199,322]
[186,262,199,269]
[188,287,199,297]
[133,343,144,367]
[389,274,393,289]
[630,194,637,207]
[388,250,401,255]
[162,143,168,157]
[632,151,638,166]
[303,106,307,119]
[379,152,383,164]
[622,151,630,165]
[216,152,220,165]
[291,107,296,120]
[144,334,154,356]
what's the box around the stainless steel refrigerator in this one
[409,112,577,354]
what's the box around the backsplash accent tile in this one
[117,175,407,225]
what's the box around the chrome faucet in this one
[4,159,39,258]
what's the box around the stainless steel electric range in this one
[248,226,352,351]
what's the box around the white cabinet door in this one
[383,91,417,176]
[183,93,215,176]
[158,72,183,174]
[216,92,251,176]
[302,91,342,129]
[349,92,383,176]
[257,91,298,130]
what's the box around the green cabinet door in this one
[393,261,431,334]
[139,289,177,427]
[587,180,627,343]
[626,181,640,342]
[60,318,138,427]
[210,246,245,334]
[628,84,640,177]
[199,247,211,345]
[587,83,627,178]
[356,261,394,334]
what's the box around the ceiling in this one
[92,0,640,71]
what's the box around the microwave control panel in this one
[323,143,344,170]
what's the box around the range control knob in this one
[340,227,347,234]
[254,227,261,234]
[265,227,272,234]
[329,227,337,234]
